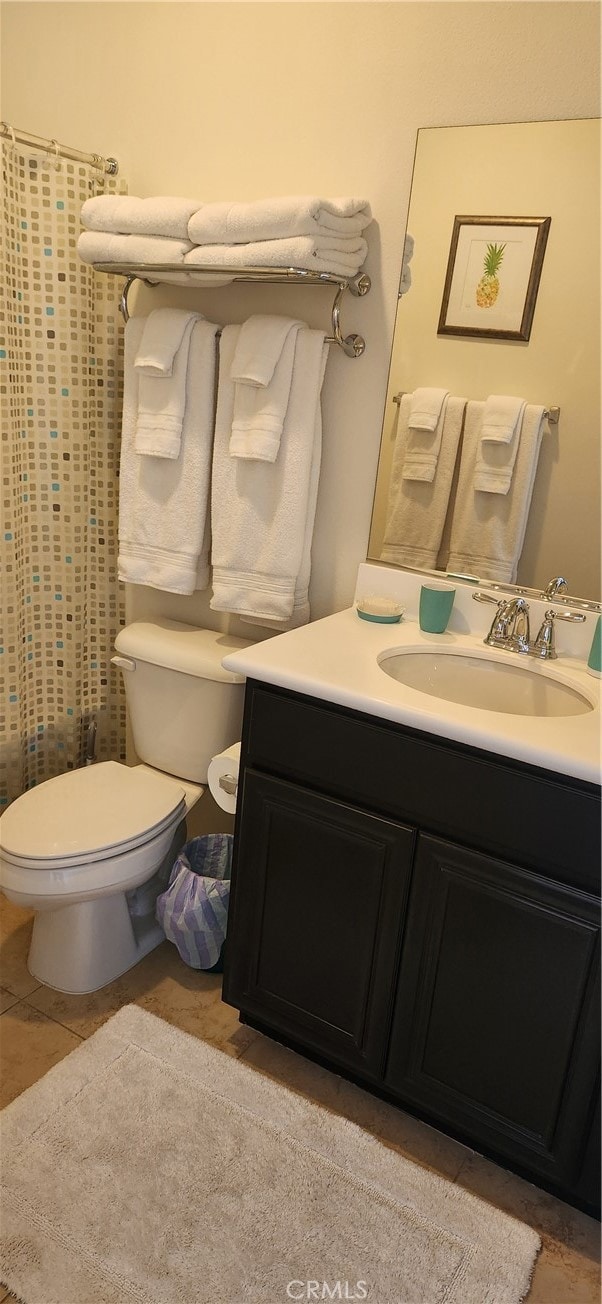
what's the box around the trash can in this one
[156,833,233,972]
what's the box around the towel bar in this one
[93,263,371,358]
[392,391,560,423]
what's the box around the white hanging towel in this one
[474,396,527,494]
[399,233,415,296]
[402,387,451,482]
[481,394,526,443]
[381,394,466,570]
[229,315,304,461]
[118,315,219,594]
[188,196,371,244]
[134,309,201,458]
[185,235,367,279]
[447,401,546,583]
[77,231,195,265]
[80,195,202,239]
[210,324,329,626]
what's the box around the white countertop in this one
[222,603,601,785]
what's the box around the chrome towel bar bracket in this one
[94,264,371,358]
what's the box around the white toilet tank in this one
[113,620,254,784]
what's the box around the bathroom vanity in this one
[221,573,601,1216]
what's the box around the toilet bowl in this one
[0,619,253,994]
[0,761,193,993]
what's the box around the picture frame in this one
[437,215,551,341]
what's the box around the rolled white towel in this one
[185,234,367,278]
[188,195,372,245]
[77,231,195,265]
[81,195,203,239]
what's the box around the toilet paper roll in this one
[207,742,241,815]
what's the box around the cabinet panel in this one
[244,682,601,892]
[386,836,601,1185]
[224,770,415,1076]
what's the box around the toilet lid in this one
[0,762,186,866]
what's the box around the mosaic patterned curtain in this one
[0,142,128,806]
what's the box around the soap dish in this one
[356,595,405,624]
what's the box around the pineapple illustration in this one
[476,242,506,308]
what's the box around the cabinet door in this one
[386,836,601,1190]
[224,770,415,1077]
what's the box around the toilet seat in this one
[0,761,186,871]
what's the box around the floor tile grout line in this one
[13,997,89,1043]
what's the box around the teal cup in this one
[587,616,601,674]
[419,582,456,634]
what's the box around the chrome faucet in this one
[473,591,585,658]
[473,593,531,653]
[541,576,568,599]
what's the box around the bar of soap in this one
[356,594,404,623]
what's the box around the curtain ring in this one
[48,138,61,171]
[1,122,17,155]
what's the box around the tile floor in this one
[1,895,600,1304]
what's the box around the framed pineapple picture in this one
[437,215,551,341]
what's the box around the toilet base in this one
[28,892,165,995]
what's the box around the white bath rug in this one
[0,1003,540,1304]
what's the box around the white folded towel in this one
[447,402,546,583]
[399,233,414,296]
[229,315,304,462]
[210,324,329,626]
[134,310,201,458]
[135,307,201,377]
[185,234,367,278]
[230,314,302,387]
[81,195,202,239]
[188,195,371,245]
[402,388,450,482]
[481,394,526,443]
[474,398,527,494]
[381,395,467,570]
[77,231,195,265]
[118,316,218,594]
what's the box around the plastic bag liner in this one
[156,834,233,972]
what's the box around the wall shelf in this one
[93,263,371,358]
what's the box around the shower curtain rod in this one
[0,122,118,175]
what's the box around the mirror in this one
[369,119,601,603]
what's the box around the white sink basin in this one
[378,649,594,717]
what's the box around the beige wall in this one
[370,119,601,598]
[2,2,601,632]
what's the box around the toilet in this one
[0,619,253,995]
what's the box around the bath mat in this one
[0,1004,540,1304]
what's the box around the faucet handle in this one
[532,607,586,659]
[555,609,586,623]
[472,591,504,606]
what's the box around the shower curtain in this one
[0,141,127,806]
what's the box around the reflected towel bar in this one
[392,391,560,424]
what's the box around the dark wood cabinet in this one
[385,835,601,1188]
[224,770,415,1076]
[223,680,601,1216]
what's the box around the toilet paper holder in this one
[218,773,238,797]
